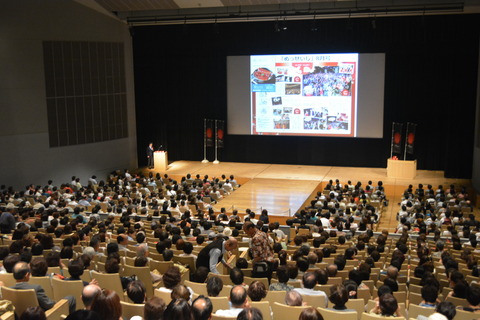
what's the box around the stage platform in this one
[141,161,474,230]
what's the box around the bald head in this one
[230,285,248,308]
[192,295,213,320]
[137,243,149,257]
[285,290,303,306]
[13,261,30,281]
[82,284,101,309]
[225,237,238,251]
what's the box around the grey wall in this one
[0,0,137,189]
[473,39,480,194]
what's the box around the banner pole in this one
[213,119,220,164]
[404,122,409,161]
[201,118,209,163]
[390,122,395,159]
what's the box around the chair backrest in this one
[393,291,406,304]
[265,290,287,306]
[184,280,208,296]
[445,295,470,307]
[208,296,230,312]
[244,276,269,289]
[271,302,308,320]
[0,312,14,320]
[122,265,155,298]
[327,277,343,285]
[29,276,54,300]
[154,288,172,305]
[208,273,234,286]
[408,303,435,319]
[0,273,16,287]
[318,307,357,320]
[1,287,39,316]
[454,308,480,320]
[52,277,85,310]
[408,292,423,306]
[172,255,196,274]
[409,284,422,294]
[211,314,237,320]
[120,301,145,319]
[357,288,372,304]
[250,301,272,320]
[346,298,367,320]
[360,313,405,320]
[301,294,327,308]
[150,260,173,274]
[91,271,124,300]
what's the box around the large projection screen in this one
[227,53,385,138]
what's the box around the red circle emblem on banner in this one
[394,133,401,144]
[217,129,224,139]
[206,128,213,138]
[408,133,415,144]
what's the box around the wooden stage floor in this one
[144,161,473,230]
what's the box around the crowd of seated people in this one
[0,173,479,320]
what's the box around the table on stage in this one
[154,151,168,171]
[387,158,416,179]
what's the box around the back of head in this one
[230,285,247,308]
[329,284,349,308]
[171,284,191,301]
[434,302,456,320]
[13,261,30,280]
[20,306,46,320]
[144,297,166,320]
[285,290,303,306]
[191,295,213,320]
[163,299,192,320]
[230,267,244,285]
[163,266,181,289]
[82,284,101,310]
[65,310,101,320]
[127,280,146,304]
[299,307,323,320]
[237,307,264,320]
[90,289,122,320]
[30,257,48,277]
[379,293,398,316]
[206,276,223,297]
[247,280,267,302]
[302,272,318,289]
[466,285,480,307]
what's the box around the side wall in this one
[0,0,137,189]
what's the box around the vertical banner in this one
[405,122,417,155]
[206,119,214,147]
[391,122,403,156]
[217,120,225,148]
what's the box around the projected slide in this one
[251,53,358,137]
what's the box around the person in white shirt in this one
[293,272,328,307]
[215,285,250,317]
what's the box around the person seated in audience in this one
[247,280,267,302]
[163,298,191,319]
[288,265,301,283]
[448,279,469,299]
[343,280,358,299]
[417,302,456,320]
[20,306,46,320]
[163,249,188,274]
[294,272,328,307]
[230,267,247,287]
[327,284,355,312]
[269,265,294,291]
[82,284,101,310]
[134,256,163,283]
[3,254,21,273]
[191,295,213,320]
[284,290,305,306]
[171,284,191,303]
[299,307,323,320]
[11,261,76,314]
[326,264,338,277]
[215,285,250,317]
[64,258,94,286]
[297,257,310,275]
[191,266,209,284]
[419,285,440,307]
[127,280,147,304]
[90,288,122,320]
[206,276,223,297]
[144,296,166,320]
[105,257,132,290]
[236,307,263,320]
[30,257,48,277]
[179,242,197,262]
[236,258,249,269]
[369,293,402,317]
[457,286,480,313]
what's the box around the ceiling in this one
[90,0,480,25]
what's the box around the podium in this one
[387,159,416,179]
[154,151,168,171]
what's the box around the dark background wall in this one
[133,14,479,178]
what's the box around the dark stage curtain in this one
[132,14,479,178]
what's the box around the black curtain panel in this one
[133,14,479,178]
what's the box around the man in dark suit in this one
[11,261,76,314]
[146,143,154,168]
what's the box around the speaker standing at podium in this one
[146,143,154,169]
